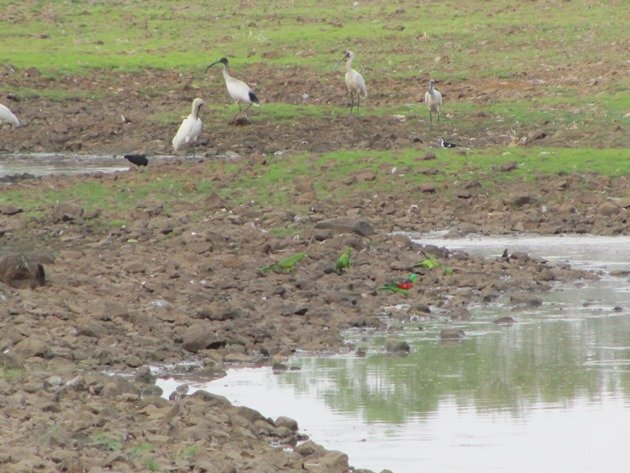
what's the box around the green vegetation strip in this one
[1,148,626,220]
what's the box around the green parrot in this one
[415,253,454,276]
[335,247,352,274]
[379,273,417,293]
[261,252,306,273]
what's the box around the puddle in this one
[156,235,629,472]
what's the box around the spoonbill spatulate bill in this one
[425,79,442,127]
[337,50,367,115]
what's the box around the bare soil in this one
[1,66,626,155]
[0,68,628,473]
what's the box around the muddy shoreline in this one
[0,62,628,473]
[1,155,627,472]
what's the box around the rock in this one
[223,352,255,363]
[321,451,350,471]
[508,193,540,207]
[0,254,46,288]
[420,183,437,193]
[314,217,375,236]
[272,363,288,373]
[499,161,518,172]
[294,440,326,457]
[384,338,411,353]
[597,201,620,216]
[77,321,107,338]
[182,325,226,353]
[440,328,465,339]
[0,205,22,215]
[275,416,298,431]
[189,389,231,408]
[134,366,155,384]
[0,352,22,369]
[418,151,436,160]
[14,336,48,357]
[509,295,543,307]
[51,203,83,222]
[536,269,555,281]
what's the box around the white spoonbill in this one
[172,98,204,156]
[206,57,259,117]
[337,50,367,115]
[0,104,20,127]
[424,79,442,127]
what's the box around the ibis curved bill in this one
[424,79,442,127]
[0,104,20,127]
[206,57,259,116]
[338,50,367,115]
[172,98,204,156]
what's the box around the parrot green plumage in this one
[261,252,306,273]
[335,247,352,274]
[415,253,453,276]
[379,273,417,293]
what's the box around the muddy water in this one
[0,153,130,177]
[158,236,630,473]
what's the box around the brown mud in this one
[0,67,628,473]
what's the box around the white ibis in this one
[425,79,442,127]
[0,104,20,127]
[206,58,259,117]
[172,98,204,156]
[337,50,367,115]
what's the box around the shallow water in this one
[0,153,131,177]
[158,235,630,473]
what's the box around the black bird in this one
[123,154,149,167]
[439,138,457,148]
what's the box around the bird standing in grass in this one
[337,50,367,115]
[172,98,204,156]
[424,79,442,128]
[206,57,259,119]
[0,104,20,127]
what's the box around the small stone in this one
[440,328,465,339]
[385,338,411,353]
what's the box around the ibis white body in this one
[424,79,442,125]
[0,104,20,127]
[172,98,203,153]
[341,51,367,114]
[223,68,258,108]
[207,58,259,113]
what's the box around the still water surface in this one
[158,235,630,473]
[0,153,129,177]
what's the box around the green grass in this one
[1,147,625,220]
[90,432,122,452]
[0,0,626,80]
[0,1,626,149]
[0,368,22,378]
